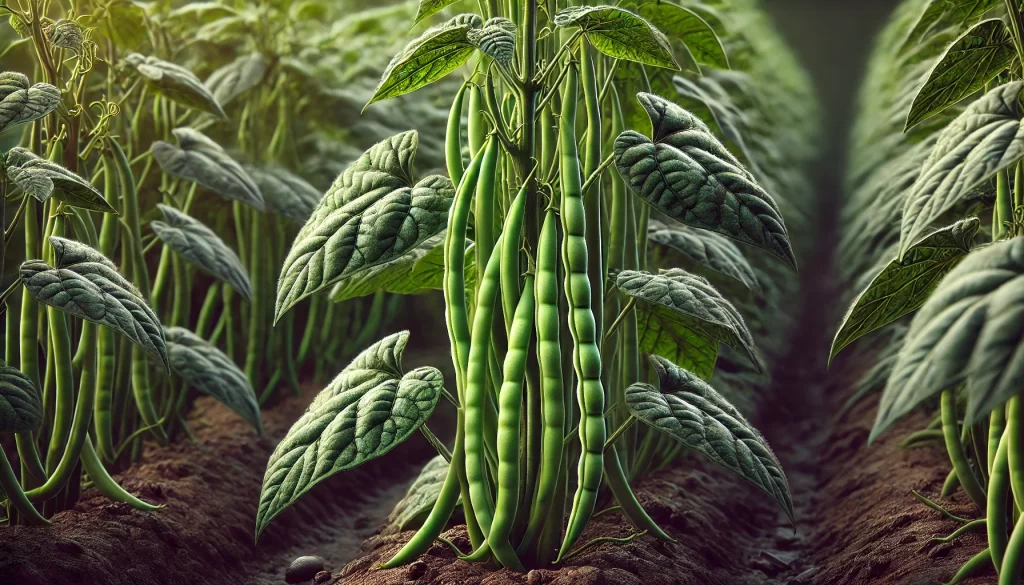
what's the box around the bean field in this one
[0,1,1016,584]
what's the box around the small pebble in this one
[526,569,545,585]
[286,555,325,584]
[408,560,428,580]
[312,570,332,585]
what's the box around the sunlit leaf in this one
[554,5,679,70]
[627,0,728,70]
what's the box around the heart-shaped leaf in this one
[165,327,261,433]
[873,238,1024,440]
[4,148,117,214]
[244,165,321,223]
[124,53,226,118]
[626,0,727,71]
[626,354,793,522]
[614,92,796,269]
[468,17,516,69]
[368,14,483,106]
[150,204,252,300]
[615,268,759,379]
[0,72,60,135]
[0,360,42,433]
[381,455,451,535]
[275,131,454,321]
[21,237,168,369]
[205,52,267,107]
[647,218,759,291]
[905,19,1015,131]
[831,218,980,363]
[554,6,678,70]
[900,81,1024,256]
[151,128,264,210]
[255,331,444,539]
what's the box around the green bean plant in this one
[257,0,816,571]
[833,1,1024,583]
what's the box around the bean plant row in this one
[256,0,818,572]
[835,1,1024,584]
[0,0,423,524]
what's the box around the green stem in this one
[941,389,986,510]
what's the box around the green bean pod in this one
[1002,518,1024,585]
[990,429,1011,572]
[557,63,606,562]
[0,445,48,525]
[488,275,535,572]
[948,548,992,585]
[447,83,468,186]
[80,436,161,511]
[941,389,984,510]
[94,155,121,461]
[579,40,603,343]
[245,207,264,384]
[1008,396,1024,513]
[476,135,500,282]
[992,407,1008,476]
[468,84,486,160]
[44,213,74,475]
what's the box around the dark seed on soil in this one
[408,560,428,580]
[312,570,332,585]
[286,556,325,584]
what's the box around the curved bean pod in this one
[990,429,1010,573]
[81,437,161,511]
[447,83,468,185]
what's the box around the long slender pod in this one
[468,84,487,160]
[245,206,264,384]
[990,430,1011,572]
[557,63,606,562]
[579,40,603,343]
[0,445,48,525]
[18,194,45,483]
[941,389,984,509]
[1002,517,1024,585]
[1009,396,1024,513]
[44,213,75,474]
[447,82,468,191]
[476,135,500,285]
[80,437,161,511]
[993,407,1008,476]
[94,155,121,461]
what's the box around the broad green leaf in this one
[628,0,728,70]
[647,218,759,291]
[831,218,980,363]
[275,131,454,322]
[553,6,679,70]
[614,92,796,268]
[205,53,268,107]
[901,0,1002,53]
[330,236,475,302]
[150,204,252,300]
[0,72,60,135]
[255,331,444,539]
[245,166,321,223]
[616,268,759,379]
[873,238,1024,440]
[124,53,226,118]
[381,455,451,535]
[151,128,264,210]
[413,0,459,24]
[468,17,516,69]
[900,81,1024,256]
[4,148,117,214]
[21,237,168,369]
[165,327,261,433]
[368,14,483,106]
[0,360,42,433]
[905,19,1014,131]
[45,19,84,52]
[95,0,148,50]
[626,354,793,522]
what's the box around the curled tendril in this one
[79,98,121,158]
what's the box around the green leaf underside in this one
[901,0,1002,53]
[873,238,1024,441]
[469,18,516,69]
[905,19,1015,131]
[831,218,980,362]
[618,269,759,378]
[255,331,443,539]
[205,52,267,107]
[382,455,451,535]
[628,0,728,70]
[614,92,796,269]
[275,131,454,321]
[245,166,321,223]
[0,72,60,135]
[0,360,42,433]
[330,235,476,303]
[626,354,793,521]
[20,237,168,368]
[5,148,117,213]
[125,53,226,118]
[900,81,1024,257]
[647,218,759,291]
[368,14,483,105]
[151,127,264,210]
[151,204,252,300]
[554,6,679,70]
[165,327,262,433]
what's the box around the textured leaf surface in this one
[0,72,60,134]
[831,218,980,362]
[245,166,321,223]
[165,327,261,433]
[628,0,727,70]
[901,0,1002,52]
[413,0,459,24]
[874,238,1024,440]
[4,148,116,213]
[905,19,1014,131]
[368,15,482,105]
[21,237,167,368]
[900,81,1024,256]
[0,360,42,433]
[205,52,267,107]
[151,128,264,210]
[255,332,443,539]
[468,17,516,69]
[554,6,678,69]
[275,131,454,321]
[151,204,252,300]
[381,455,450,535]
[617,269,758,379]
[125,53,226,118]
[626,354,793,521]
[614,92,796,268]
[647,218,758,290]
